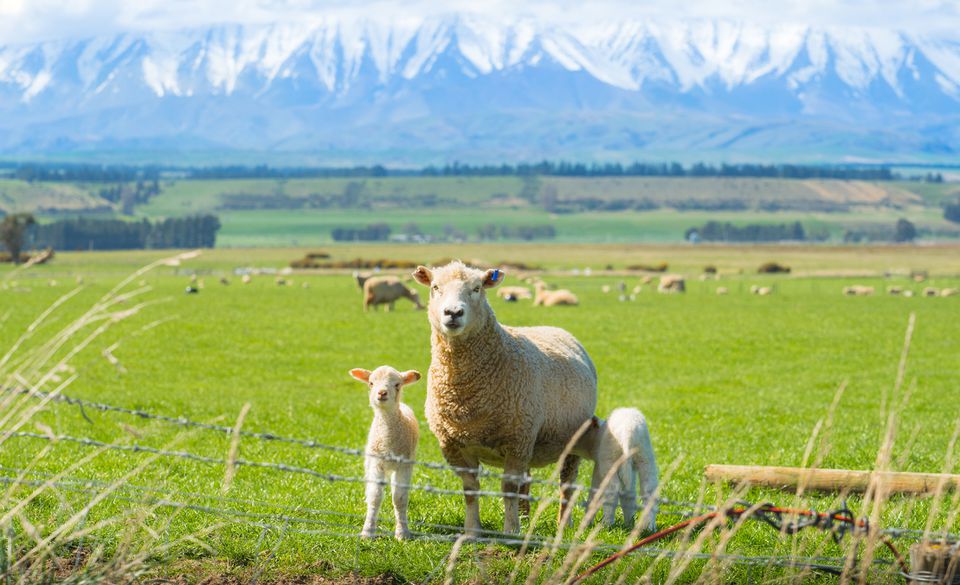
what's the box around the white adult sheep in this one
[349,366,421,540]
[716,287,728,295]
[942,288,958,297]
[533,281,579,306]
[579,408,658,531]
[657,275,685,294]
[412,261,598,534]
[887,286,902,296]
[363,276,424,312]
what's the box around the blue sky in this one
[1,0,958,43]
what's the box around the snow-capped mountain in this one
[1,16,958,162]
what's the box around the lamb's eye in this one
[473,286,481,293]
[395,383,401,390]
[432,285,439,293]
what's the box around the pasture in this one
[2,245,960,583]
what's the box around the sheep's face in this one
[350,366,421,410]
[413,261,503,338]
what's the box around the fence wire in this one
[0,471,900,582]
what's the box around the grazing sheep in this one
[349,366,421,540]
[579,409,658,530]
[364,276,423,312]
[903,290,915,298]
[601,285,611,294]
[354,271,373,290]
[412,261,598,534]
[533,282,579,306]
[275,277,288,286]
[843,285,875,296]
[657,275,685,294]
[496,286,533,301]
[640,275,653,285]
[241,274,252,284]
[632,285,643,295]
[618,281,626,293]
[751,285,773,296]
[716,287,728,295]
[184,286,199,294]
[887,286,902,295]
[942,288,958,297]
[923,287,939,297]
[220,277,230,285]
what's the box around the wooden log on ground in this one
[705,464,960,494]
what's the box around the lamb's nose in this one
[377,390,387,400]
[444,306,464,318]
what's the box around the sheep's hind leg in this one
[558,454,582,528]
[518,481,531,518]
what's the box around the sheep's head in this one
[412,261,503,338]
[349,366,421,410]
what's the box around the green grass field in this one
[2,246,959,582]
[5,175,960,247]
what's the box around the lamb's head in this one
[349,366,421,410]
[412,261,503,338]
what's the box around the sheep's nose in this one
[377,390,388,400]
[444,306,464,318]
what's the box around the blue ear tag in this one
[492,269,500,283]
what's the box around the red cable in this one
[571,505,909,583]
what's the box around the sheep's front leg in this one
[391,464,413,540]
[558,454,581,528]
[443,447,482,535]
[362,461,386,538]
[502,456,528,534]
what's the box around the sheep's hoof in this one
[360,530,377,540]
[394,529,411,541]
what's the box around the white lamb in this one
[349,366,421,540]
[580,408,659,531]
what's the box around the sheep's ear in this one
[483,268,505,289]
[412,266,432,286]
[590,415,601,429]
[349,368,371,382]
[401,370,421,385]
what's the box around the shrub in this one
[626,262,669,272]
[758,262,791,274]
[704,265,718,274]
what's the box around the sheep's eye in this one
[431,285,439,293]
[395,383,401,390]
[473,286,481,293]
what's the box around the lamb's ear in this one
[401,370,421,385]
[349,368,372,382]
[483,268,505,289]
[590,415,601,429]
[412,266,432,286]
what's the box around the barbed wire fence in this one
[2,384,958,583]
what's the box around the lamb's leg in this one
[583,462,604,526]
[637,457,659,532]
[502,456,528,534]
[558,454,581,528]
[391,464,413,540]
[443,447,482,536]
[620,467,638,529]
[362,462,385,538]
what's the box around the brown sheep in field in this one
[657,275,685,294]
[363,276,423,311]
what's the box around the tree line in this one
[31,215,221,251]
[4,160,940,182]
[686,221,807,243]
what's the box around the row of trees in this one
[423,161,900,180]
[5,160,934,182]
[31,215,221,251]
[686,221,807,243]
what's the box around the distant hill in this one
[0,17,959,163]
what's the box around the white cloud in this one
[0,0,958,44]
